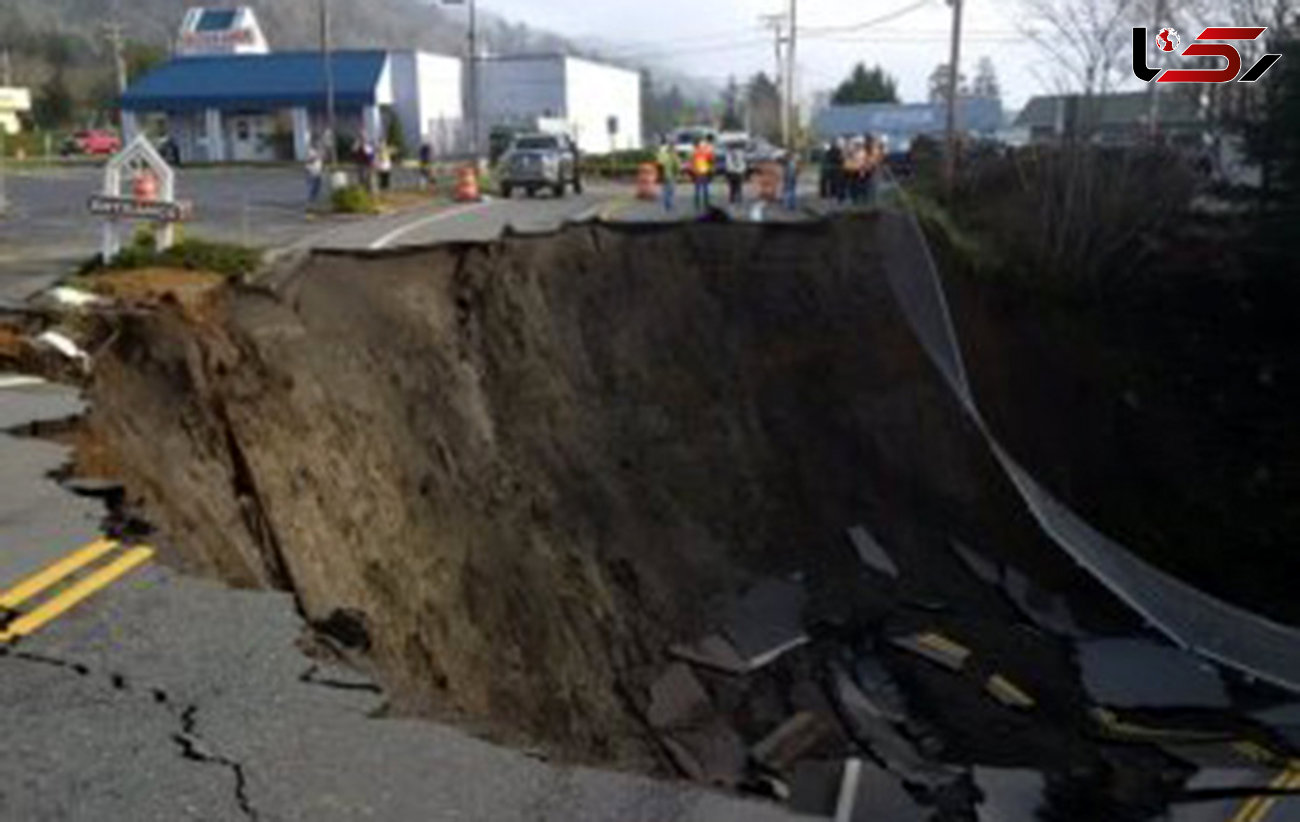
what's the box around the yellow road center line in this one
[0,546,153,642]
[1232,767,1296,822]
[1257,768,1300,821]
[0,539,122,610]
[986,673,1036,709]
[915,631,971,659]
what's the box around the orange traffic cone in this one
[635,162,658,201]
[454,165,481,202]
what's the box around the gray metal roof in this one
[813,99,1003,140]
[1015,92,1202,129]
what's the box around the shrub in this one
[83,237,262,279]
[332,184,378,214]
[580,149,658,179]
[941,145,1197,289]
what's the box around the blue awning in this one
[121,51,388,112]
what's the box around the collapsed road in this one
[5,208,1300,820]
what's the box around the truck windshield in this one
[513,137,558,150]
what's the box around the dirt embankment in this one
[85,214,1079,764]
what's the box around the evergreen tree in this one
[971,57,1000,100]
[831,63,898,105]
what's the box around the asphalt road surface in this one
[0,378,807,821]
[0,168,808,821]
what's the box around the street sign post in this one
[87,195,193,223]
[93,135,191,262]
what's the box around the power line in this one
[594,37,774,62]
[595,0,937,61]
[802,0,936,36]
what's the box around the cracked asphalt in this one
[0,382,810,820]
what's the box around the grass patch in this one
[81,237,262,280]
[332,184,379,215]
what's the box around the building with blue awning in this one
[119,8,462,163]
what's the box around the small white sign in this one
[96,135,185,262]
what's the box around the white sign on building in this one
[176,7,270,57]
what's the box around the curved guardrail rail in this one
[878,184,1300,694]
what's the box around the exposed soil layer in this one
[76,212,1291,803]
[85,215,1085,758]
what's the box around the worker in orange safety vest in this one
[690,137,715,211]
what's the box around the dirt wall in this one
[85,214,1069,763]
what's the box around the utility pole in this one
[2,49,12,86]
[321,0,337,164]
[786,0,797,150]
[1148,0,1167,142]
[942,0,964,197]
[103,22,128,95]
[468,0,480,160]
[760,14,785,143]
[1,125,8,216]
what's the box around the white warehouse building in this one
[478,55,642,153]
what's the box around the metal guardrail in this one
[880,173,1300,695]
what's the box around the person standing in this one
[353,136,373,192]
[419,141,435,191]
[843,138,865,204]
[781,147,799,210]
[690,137,715,211]
[823,138,844,201]
[376,142,393,192]
[863,135,883,204]
[657,138,681,212]
[305,141,324,207]
[724,141,748,205]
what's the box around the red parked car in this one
[60,130,122,157]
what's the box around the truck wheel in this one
[526,187,537,198]
[501,184,513,199]
[552,183,565,198]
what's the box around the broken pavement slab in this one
[972,767,1046,822]
[1078,638,1231,709]
[751,711,837,773]
[889,630,972,672]
[1160,739,1286,770]
[1167,765,1300,822]
[949,538,1002,587]
[829,666,951,789]
[1003,566,1085,638]
[669,633,750,676]
[722,578,809,673]
[647,663,713,730]
[1253,703,1300,752]
[1090,708,1234,744]
[846,525,899,578]
[850,653,909,725]
[834,758,931,822]
[789,758,929,821]
[645,663,747,786]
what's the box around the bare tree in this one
[1020,0,1137,97]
